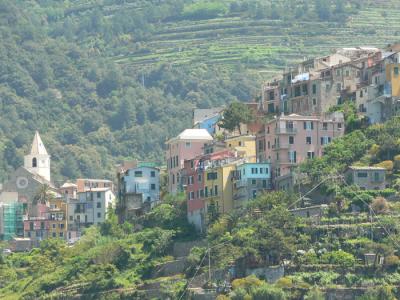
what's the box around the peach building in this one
[165,129,213,194]
[76,179,113,193]
[256,112,344,186]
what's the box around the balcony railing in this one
[275,128,297,134]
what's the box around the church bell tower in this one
[24,131,51,182]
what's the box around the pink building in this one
[165,129,213,194]
[256,112,344,187]
[182,149,235,232]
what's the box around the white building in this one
[23,131,51,182]
[67,188,115,235]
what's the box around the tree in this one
[219,102,252,134]
[315,0,331,20]
[33,184,53,205]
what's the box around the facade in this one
[261,48,382,116]
[59,182,77,201]
[1,132,57,207]
[182,150,235,231]
[166,129,213,194]
[194,114,221,135]
[0,202,24,240]
[117,163,160,222]
[23,131,51,182]
[67,188,115,235]
[347,166,387,190]
[256,112,344,184]
[233,162,272,208]
[76,178,114,193]
[225,135,257,162]
[24,203,50,242]
[48,199,67,239]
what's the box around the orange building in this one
[48,198,67,240]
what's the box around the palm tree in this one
[33,184,52,205]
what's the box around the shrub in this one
[384,255,400,269]
[370,197,389,214]
[374,160,393,172]
[321,250,355,268]
[275,277,293,288]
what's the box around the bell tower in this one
[24,131,51,182]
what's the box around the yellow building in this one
[225,135,256,162]
[203,163,236,223]
[386,64,400,97]
[48,198,68,240]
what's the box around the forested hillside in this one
[0,0,398,182]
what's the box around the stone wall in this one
[245,265,284,283]
[173,240,207,258]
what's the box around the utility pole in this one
[208,243,211,283]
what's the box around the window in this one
[69,216,73,221]
[302,84,308,95]
[172,174,175,184]
[336,83,341,92]
[252,190,257,199]
[32,157,37,168]
[151,171,156,177]
[207,172,218,180]
[338,123,342,130]
[262,180,268,188]
[189,191,195,200]
[205,187,208,197]
[345,70,350,77]
[304,121,314,130]
[260,168,264,174]
[294,86,301,97]
[200,189,204,198]
[269,90,275,100]
[251,168,258,174]
[97,202,101,208]
[59,232,64,237]
[312,84,317,94]
[97,192,101,198]
[238,141,242,146]
[321,136,331,145]
[97,212,101,218]
[214,185,218,196]
[395,67,399,76]
[52,232,56,238]
[307,151,315,159]
[52,223,56,229]
[288,151,297,163]
[336,69,340,76]
[306,136,312,144]
[289,136,294,144]
[357,172,368,178]
[252,179,256,185]
[134,171,143,177]
[268,141,270,149]
[326,84,330,91]
[185,142,191,148]
[313,98,317,106]
[198,174,202,182]
[323,122,328,130]
[60,223,65,229]
[374,172,381,182]
[41,222,45,230]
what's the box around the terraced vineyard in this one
[110,5,400,78]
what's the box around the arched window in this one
[32,157,37,168]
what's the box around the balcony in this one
[275,127,297,134]
[272,144,289,151]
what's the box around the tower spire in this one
[30,131,48,155]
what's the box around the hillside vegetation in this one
[0,0,399,182]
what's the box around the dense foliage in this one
[0,0,398,182]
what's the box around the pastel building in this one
[166,129,213,194]
[233,162,272,208]
[256,112,344,189]
[182,150,235,231]
[117,163,160,220]
[67,188,115,236]
[225,135,257,162]
[76,178,114,193]
[347,166,387,190]
[48,198,67,240]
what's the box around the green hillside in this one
[0,0,398,182]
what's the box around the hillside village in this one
[2,43,400,299]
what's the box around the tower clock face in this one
[16,176,29,189]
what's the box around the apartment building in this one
[165,129,213,194]
[256,112,344,189]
